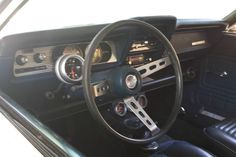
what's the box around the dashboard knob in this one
[16,55,28,65]
[186,66,197,80]
[34,53,47,63]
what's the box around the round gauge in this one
[99,43,112,63]
[52,45,83,62]
[92,47,103,63]
[114,102,127,117]
[63,45,83,57]
[85,42,112,64]
[137,95,148,108]
[55,54,84,84]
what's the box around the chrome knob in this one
[16,55,28,65]
[34,53,47,63]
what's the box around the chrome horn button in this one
[108,66,142,96]
[125,74,138,89]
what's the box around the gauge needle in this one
[71,67,76,79]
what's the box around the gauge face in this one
[99,43,112,63]
[92,47,103,63]
[85,42,113,64]
[52,45,83,62]
[63,45,83,57]
[64,57,82,80]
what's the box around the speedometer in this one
[86,42,112,64]
[92,47,103,63]
[55,54,84,84]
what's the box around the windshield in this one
[0,0,235,37]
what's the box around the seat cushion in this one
[204,119,236,156]
[151,140,214,157]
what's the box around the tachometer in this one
[65,57,82,80]
[55,54,84,84]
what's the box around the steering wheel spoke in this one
[136,57,171,78]
[124,96,160,135]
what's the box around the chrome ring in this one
[55,54,84,84]
[114,102,127,117]
[137,94,148,108]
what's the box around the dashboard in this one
[0,16,227,121]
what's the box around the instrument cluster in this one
[13,41,117,77]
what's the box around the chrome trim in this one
[36,53,47,62]
[92,81,110,97]
[60,55,84,82]
[55,55,67,84]
[55,54,84,84]
[176,25,222,31]
[125,74,138,89]
[114,102,127,117]
[0,91,84,157]
[14,41,117,77]
[136,57,171,78]
[192,40,206,46]
[14,47,54,77]
[143,75,176,87]
[141,141,159,151]
[200,109,225,121]
[124,96,160,135]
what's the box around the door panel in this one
[183,34,236,125]
[199,34,236,118]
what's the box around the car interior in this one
[0,14,235,157]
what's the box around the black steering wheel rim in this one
[82,19,183,144]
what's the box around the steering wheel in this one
[82,19,183,144]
